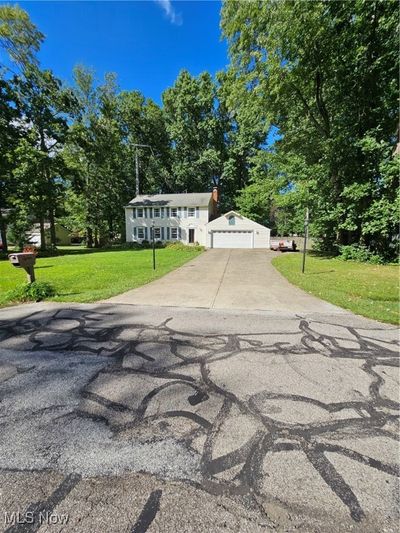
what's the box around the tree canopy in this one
[0,2,398,260]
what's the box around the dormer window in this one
[228,215,236,225]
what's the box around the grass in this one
[272,252,399,324]
[0,246,203,306]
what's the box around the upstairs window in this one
[171,207,178,217]
[154,207,160,218]
[188,207,195,218]
[137,208,144,218]
[228,215,236,225]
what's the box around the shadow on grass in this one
[306,270,336,275]
[0,247,146,261]
[307,250,338,259]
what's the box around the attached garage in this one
[206,211,270,249]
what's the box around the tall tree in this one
[0,73,20,252]
[222,0,399,257]
[0,4,45,251]
[14,66,75,249]
[0,4,43,69]
[162,70,225,193]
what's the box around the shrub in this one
[165,242,204,252]
[6,281,56,303]
[120,242,142,250]
[338,244,384,264]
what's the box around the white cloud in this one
[155,0,183,26]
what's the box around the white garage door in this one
[212,231,253,249]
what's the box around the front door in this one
[189,228,195,244]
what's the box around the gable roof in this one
[206,210,270,230]
[127,192,211,208]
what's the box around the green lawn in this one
[272,253,399,324]
[0,246,203,306]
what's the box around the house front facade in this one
[125,189,218,246]
[125,189,271,249]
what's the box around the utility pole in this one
[302,207,309,274]
[132,144,154,196]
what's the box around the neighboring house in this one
[125,189,271,249]
[27,223,71,246]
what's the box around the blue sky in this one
[18,1,228,104]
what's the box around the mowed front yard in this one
[273,253,399,324]
[0,247,203,306]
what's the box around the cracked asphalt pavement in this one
[0,302,398,532]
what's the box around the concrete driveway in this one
[0,302,398,532]
[107,249,344,313]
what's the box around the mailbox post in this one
[8,252,36,283]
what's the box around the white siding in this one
[125,205,209,246]
[206,212,270,249]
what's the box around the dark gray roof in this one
[127,192,212,208]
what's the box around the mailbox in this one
[8,252,36,283]
[9,252,36,268]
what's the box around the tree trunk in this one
[108,216,113,242]
[94,228,99,248]
[48,208,57,249]
[87,227,93,248]
[0,209,8,254]
[39,216,46,251]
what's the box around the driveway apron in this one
[106,249,345,314]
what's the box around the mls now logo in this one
[4,511,69,526]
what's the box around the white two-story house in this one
[125,189,219,247]
[125,187,271,248]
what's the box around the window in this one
[154,207,160,218]
[137,228,144,239]
[228,215,236,226]
[188,207,195,218]
[153,227,161,239]
[171,228,178,239]
[137,208,144,218]
[171,207,178,217]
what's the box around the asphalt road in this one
[0,302,398,532]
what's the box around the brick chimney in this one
[212,186,219,204]
[210,186,219,220]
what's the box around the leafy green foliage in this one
[1,2,398,267]
[6,280,56,303]
[0,5,43,68]
[162,70,225,192]
[222,0,399,260]
[338,245,384,265]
